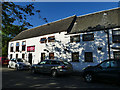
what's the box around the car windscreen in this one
[17,59,23,62]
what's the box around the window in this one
[112,30,120,43]
[16,42,19,52]
[100,61,110,68]
[41,53,45,61]
[48,36,55,42]
[22,41,26,51]
[40,61,47,64]
[16,54,18,59]
[49,53,54,59]
[40,37,47,43]
[70,35,80,43]
[110,61,117,68]
[83,33,94,41]
[84,52,93,62]
[22,54,25,59]
[10,43,14,52]
[72,52,79,62]
[113,51,120,59]
[51,61,60,65]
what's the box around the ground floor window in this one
[84,52,93,62]
[72,52,79,62]
[113,51,120,59]
[10,54,12,59]
[22,54,25,59]
[49,53,54,59]
[16,54,18,59]
[41,53,45,61]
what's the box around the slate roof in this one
[10,8,120,41]
[69,7,120,34]
[10,15,76,41]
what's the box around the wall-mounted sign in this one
[27,46,35,52]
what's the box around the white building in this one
[8,8,120,71]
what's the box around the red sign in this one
[27,46,35,52]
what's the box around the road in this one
[2,66,120,89]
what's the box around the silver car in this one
[8,58,31,70]
[31,60,73,77]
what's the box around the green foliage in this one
[2,2,45,57]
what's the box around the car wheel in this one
[84,73,94,83]
[51,70,57,77]
[15,66,19,71]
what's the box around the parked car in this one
[31,60,73,77]
[8,58,31,70]
[82,59,120,83]
[0,57,10,66]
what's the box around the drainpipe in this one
[106,29,111,59]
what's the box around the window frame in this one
[84,52,93,62]
[40,37,47,43]
[22,41,26,51]
[10,43,14,52]
[48,36,55,42]
[70,35,80,43]
[72,52,79,62]
[82,33,94,41]
[112,30,120,43]
[16,42,19,52]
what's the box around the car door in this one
[36,61,47,73]
[106,60,119,79]
[43,60,52,73]
[95,60,111,79]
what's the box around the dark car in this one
[31,60,73,77]
[82,59,120,83]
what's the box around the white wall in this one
[8,28,120,71]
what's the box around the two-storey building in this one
[8,8,120,71]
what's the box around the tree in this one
[1,2,47,56]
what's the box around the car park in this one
[31,60,73,77]
[8,58,31,70]
[0,57,10,66]
[82,59,120,83]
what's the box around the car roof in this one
[103,59,120,62]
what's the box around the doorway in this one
[28,53,32,65]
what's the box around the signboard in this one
[27,46,35,52]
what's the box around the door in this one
[41,53,45,61]
[28,53,32,65]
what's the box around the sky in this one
[14,2,119,29]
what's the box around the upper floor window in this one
[16,42,19,52]
[82,33,94,41]
[10,43,14,52]
[40,37,47,43]
[112,30,120,43]
[72,52,79,62]
[22,41,26,51]
[70,35,80,43]
[48,36,55,42]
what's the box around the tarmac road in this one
[2,66,120,89]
